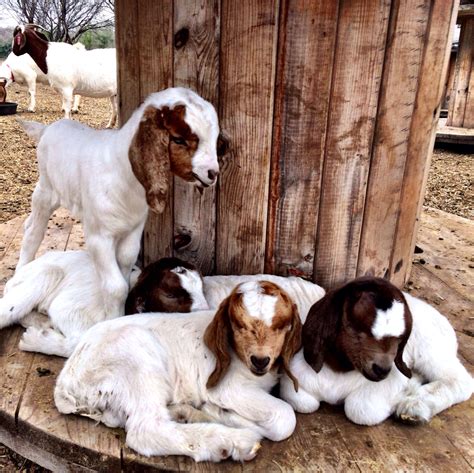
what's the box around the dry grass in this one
[0,82,112,223]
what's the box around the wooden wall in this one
[115,0,459,289]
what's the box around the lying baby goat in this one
[55,281,301,462]
[0,251,208,357]
[17,87,224,320]
[280,277,473,425]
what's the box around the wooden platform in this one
[0,208,473,472]
[436,125,474,145]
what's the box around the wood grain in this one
[357,0,431,280]
[265,0,339,279]
[390,0,459,287]
[314,0,391,288]
[173,0,220,275]
[138,0,174,266]
[447,18,474,127]
[216,0,279,275]
[115,0,140,124]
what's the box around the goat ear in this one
[129,106,170,214]
[395,301,413,378]
[217,131,230,157]
[204,296,232,389]
[281,302,302,391]
[302,290,340,373]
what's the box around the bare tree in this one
[1,0,114,43]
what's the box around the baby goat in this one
[55,281,301,462]
[0,251,207,357]
[17,87,222,320]
[127,269,325,319]
[280,277,473,426]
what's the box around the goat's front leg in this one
[17,182,57,269]
[87,234,128,318]
[211,387,296,441]
[116,221,145,284]
[26,77,36,112]
[60,88,74,119]
[72,95,81,113]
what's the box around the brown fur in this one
[125,257,198,315]
[303,277,412,382]
[204,281,301,390]
[12,26,49,74]
[128,105,199,213]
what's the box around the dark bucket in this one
[0,102,18,115]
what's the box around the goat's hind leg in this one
[106,95,118,128]
[17,182,58,268]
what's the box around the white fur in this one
[17,88,220,321]
[55,301,296,461]
[0,50,81,112]
[371,301,405,340]
[238,281,277,326]
[281,292,473,425]
[203,274,325,319]
[172,267,209,311]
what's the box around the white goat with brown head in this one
[17,87,224,319]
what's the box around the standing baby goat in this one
[17,87,223,319]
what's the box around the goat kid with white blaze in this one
[16,87,223,320]
[280,277,473,426]
[0,252,207,357]
[55,281,301,462]
[12,25,116,126]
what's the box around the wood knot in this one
[174,28,189,49]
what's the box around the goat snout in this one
[372,363,391,379]
[250,356,270,374]
[207,169,218,182]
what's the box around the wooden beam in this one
[173,0,220,275]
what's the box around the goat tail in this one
[18,120,47,143]
[0,265,64,330]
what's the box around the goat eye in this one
[165,293,176,299]
[171,136,186,146]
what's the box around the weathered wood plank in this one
[357,0,431,281]
[447,18,473,127]
[138,0,174,266]
[216,0,279,275]
[314,0,391,288]
[173,0,220,275]
[390,0,459,287]
[16,353,123,471]
[462,19,474,128]
[436,125,474,144]
[265,0,339,278]
[0,215,24,262]
[115,0,140,124]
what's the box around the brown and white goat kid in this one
[16,87,225,320]
[55,281,301,462]
[280,277,473,425]
[0,251,208,357]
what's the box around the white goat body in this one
[281,292,473,425]
[0,49,82,112]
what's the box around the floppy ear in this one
[395,301,413,378]
[217,131,230,157]
[12,28,26,52]
[302,290,341,373]
[280,302,302,391]
[129,106,171,213]
[204,296,232,389]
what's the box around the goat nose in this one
[251,356,270,370]
[208,169,218,181]
[372,363,391,378]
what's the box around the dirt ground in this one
[1,83,472,225]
